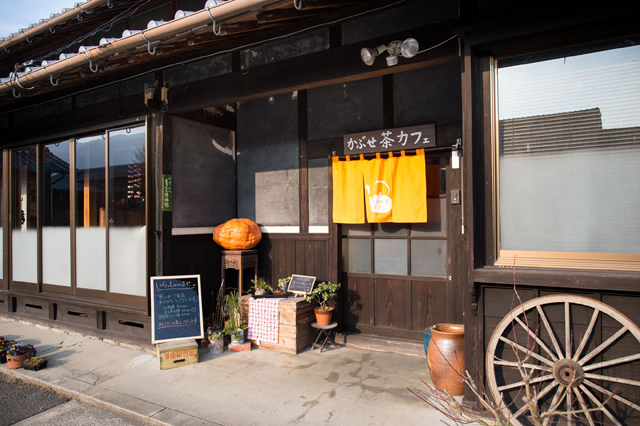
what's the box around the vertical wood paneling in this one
[375,278,411,330]
[412,280,448,331]
[343,275,375,327]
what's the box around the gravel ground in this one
[0,372,69,426]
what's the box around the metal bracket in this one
[43,66,59,86]
[46,22,56,33]
[141,32,156,55]
[73,6,83,21]
[1,42,8,53]
[107,0,113,8]
[293,0,304,10]
[13,87,21,98]
[206,8,223,36]
[82,51,99,72]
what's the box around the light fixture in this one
[360,38,419,67]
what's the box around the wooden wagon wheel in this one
[486,295,640,426]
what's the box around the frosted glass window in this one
[411,239,447,277]
[76,135,107,291]
[411,198,446,236]
[11,147,38,283]
[342,239,371,273]
[374,239,407,275]
[498,45,640,254]
[108,127,146,296]
[43,141,71,286]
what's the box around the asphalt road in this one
[0,373,147,426]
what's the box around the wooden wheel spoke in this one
[579,326,627,366]
[513,381,557,419]
[537,305,564,360]
[498,374,554,392]
[494,359,552,372]
[584,379,640,412]
[514,315,558,362]
[543,385,564,426]
[573,308,599,362]
[573,387,596,426]
[565,301,571,359]
[499,336,555,366]
[579,384,622,426]
[584,372,640,388]
[583,352,640,372]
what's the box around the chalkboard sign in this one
[287,274,316,295]
[150,275,204,344]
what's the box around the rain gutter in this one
[0,0,110,53]
[0,0,284,98]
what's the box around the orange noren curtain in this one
[332,156,365,223]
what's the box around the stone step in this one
[335,332,426,358]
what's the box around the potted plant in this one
[277,276,291,294]
[249,278,272,296]
[6,343,37,369]
[223,290,247,343]
[306,281,341,326]
[0,338,15,364]
[22,356,48,371]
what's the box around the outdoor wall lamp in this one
[360,38,419,66]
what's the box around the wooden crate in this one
[241,296,317,354]
[156,340,198,370]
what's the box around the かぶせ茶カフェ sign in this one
[343,124,436,155]
[150,275,204,343]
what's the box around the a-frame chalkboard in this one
[150,275,204,344]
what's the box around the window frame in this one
[491,45,640,272]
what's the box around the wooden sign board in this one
[287,274,316,295]
[150,275,204,344]
[343,123,436,155]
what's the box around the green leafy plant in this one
[6,343,37,357]
[23,356,46,367]
[277,276,291,291]
[305,281,340,311]
[223,290,246,337]
[249,277,272,294]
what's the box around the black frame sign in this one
[287,274,317,295]
[343,124,436,155]
[150,275,204,344]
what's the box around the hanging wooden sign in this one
[343,124,436,155]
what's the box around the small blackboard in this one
[287,274,317,295]
[150,275,204,344]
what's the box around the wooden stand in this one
[156,340,198,370]
[241,296,316,354]
[221,250,258,294]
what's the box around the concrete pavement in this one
[1,315,463,426]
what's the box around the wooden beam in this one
[168,23,460,114]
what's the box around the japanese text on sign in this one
[150,275,203,343]
[162,174,172,212]
[343,124,436,155]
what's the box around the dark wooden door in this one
[340,154,462,341]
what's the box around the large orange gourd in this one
[213,218,262,250]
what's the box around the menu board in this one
[287,274,316,295]
[150,275,204,344]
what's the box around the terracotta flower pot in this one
[314,307,334,326]
[427,323,465,396]
[7,353,29,369]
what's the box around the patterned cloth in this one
[247,298,283,344]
